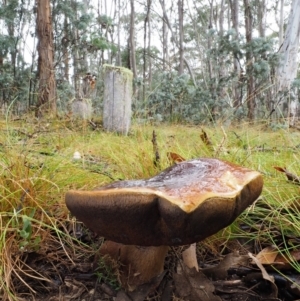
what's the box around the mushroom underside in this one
[65,174,262,246]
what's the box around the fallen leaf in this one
[274,166,300,184]
[275,249,300,269]
[253,246,300,270]
[248,252,278,298]
[128,271,166,301]
[202,251,249,280]
[289,275,300,297]
[255,246,278,265]
[174,263,221,301]
[167,152,185,164]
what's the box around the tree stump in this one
[103,65,133,135]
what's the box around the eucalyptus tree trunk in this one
[257,0,266,38]
[129,0,137,80]
[218,0,226,98]
[178,0,184,75]
[228,0,241,109]
[159,0,196,85]
[207,0,214,94]
[243,0,255,120]
[81,0,90,72]
[147,4,152,87]
[116,0,121,65]
[143,0,152,100]
[71,0,80,99]
[257,0,272,116]
[276,0,300,123]
[35,0,56,117]
[63,16,69,81]
[278,0,284,47]
[160,0,169,70]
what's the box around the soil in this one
[5,223,300,301]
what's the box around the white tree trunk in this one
[103,65,133,135]
[277,0,300,91]
[277,0,300,122]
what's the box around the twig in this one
[151,130,160,168]
[214,126,227,157]
[200,129,213,151]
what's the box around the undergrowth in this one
[0,116,300,300]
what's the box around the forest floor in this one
[1,117,300,301]
[12,227,300,301]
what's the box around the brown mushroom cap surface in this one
[65,158,263,246]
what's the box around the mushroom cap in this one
[65,158,263,246]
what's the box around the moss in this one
[103,64,133,82]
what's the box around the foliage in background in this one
[0,0,298,122]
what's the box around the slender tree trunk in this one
[35,0,56,117]
[81,0,90,72]
[129,0,137,80]
[178,0,184,75]
[63,16,69,81]
[143,0,151,101]
[160,0,169,70]
[207,0,214,93]
[257,0,266,38]
[228,0,241,108]
[218,0,226,92]
[159,0,195,83]
[148,6,152,87]
[243,0,255,120]
[278,0,284,47]
[116,0,121,66]
[71,0,80,98]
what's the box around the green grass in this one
[1,116,300,299]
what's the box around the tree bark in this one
[228,0,241,108]
[277,0,300,91]
[103,65,133,135]
[257,0,266,38]
[63,16,69,82]
[207,0,214,95]
[178,0,184,75]
[148,4,152,87]
[143,0,152,101]
[160,0,169,70]
[129,0,137,80]
[159,0,196,84]
[243,0,255,120]
[116,0,122,66]
[278,0,284,47]
[276,0,300,122]
[35,0,56,117]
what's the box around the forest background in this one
[3,1,300,300]
[0,0,299,124]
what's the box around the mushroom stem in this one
[99,241,169,291]
[182,243,199,271]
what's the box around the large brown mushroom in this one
[65,158,263,290]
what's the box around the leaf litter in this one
[5,221,300,301]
